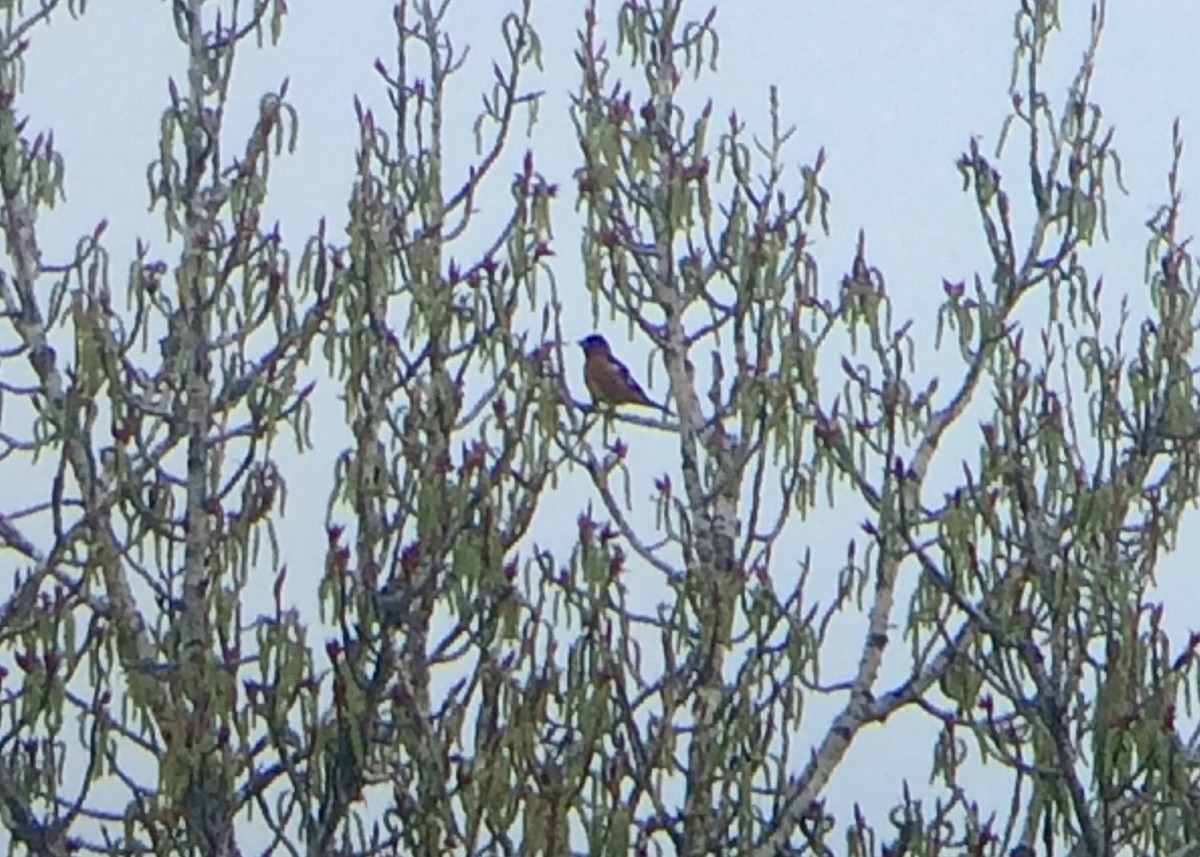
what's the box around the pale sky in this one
[7,0,1200,850]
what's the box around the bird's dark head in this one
[578,334,610,354]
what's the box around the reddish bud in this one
[577,513,595,546]
[401,542,421,578]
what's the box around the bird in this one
[578,334,668,412]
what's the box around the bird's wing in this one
[610,357,653,402]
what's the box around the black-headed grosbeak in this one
[579,334,668,412]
